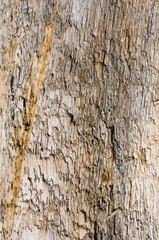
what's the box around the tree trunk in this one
[0,0,159,239]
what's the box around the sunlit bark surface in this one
[0,0,159,239]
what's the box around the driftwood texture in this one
[0,0,159,239]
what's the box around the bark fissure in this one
[4,3,58,236]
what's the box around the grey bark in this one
[0,0,159,239]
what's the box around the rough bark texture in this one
[0,0,159,239]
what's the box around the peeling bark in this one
[0,0,159,239]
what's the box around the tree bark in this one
[0,0,159,239]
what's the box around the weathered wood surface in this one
[0,0,159,239]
